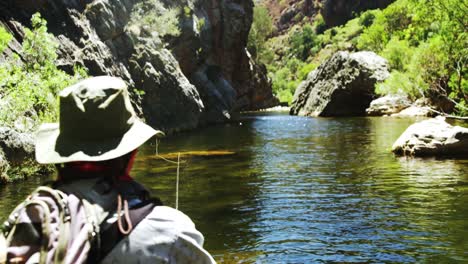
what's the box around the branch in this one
[428,108,468,120]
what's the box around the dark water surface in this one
[1,113,468,263]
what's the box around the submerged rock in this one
[366,94,412,116]
[392,117,468,157]
[290,51,389,117]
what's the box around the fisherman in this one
[2,76,216,263]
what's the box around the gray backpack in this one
[0,178,158,264]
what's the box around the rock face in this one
[366,94,411,116]
[321,0,395,27]
[263,0,319,33]
[290,51,389,117]
[0,127,49,182]
[392,118,468,157]
[0,0,277,133]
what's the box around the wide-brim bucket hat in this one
[35,76,164,164]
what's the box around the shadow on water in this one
[1,113,467,263]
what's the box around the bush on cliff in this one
[0,13,86,128]
[128,0,181,39]
[248,6,274,61]
[262,0,466,115]
[357,0,467,115]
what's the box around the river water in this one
[1,113,467,263]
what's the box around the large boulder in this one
[392,117,468,157]
[290,51,389,117]
[366,94,411,116]
[321,0,395,27]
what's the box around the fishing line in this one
[155,138,182,209]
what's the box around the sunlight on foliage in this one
[0,13,87,128]
[128,0,180,38]
[248,6,274,61]
[0,26,12,53]
[356,0,467,115]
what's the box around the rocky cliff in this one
[321,0,395,27]
[261,0,395,33]
[0,0,278,133]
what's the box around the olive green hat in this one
[35,76,164,164]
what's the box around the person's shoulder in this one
[148,206,197,227]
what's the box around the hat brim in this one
[35,120,164,164]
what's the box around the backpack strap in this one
[87,198,163,263]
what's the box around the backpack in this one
[0,178,160,264]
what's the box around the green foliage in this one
[356,20,387,52]
[0,13,87,127]
[268,56,318,104]
[262,0,466,115]
[22,14,58,70]
[314,14,327,34]
[380,37,412,71]
[129,1,180,38]
[290,24,321,61]
[197,18,206,32]
[376,71,420,99]
[358,10,376,28]
[355,0,467,115]
[248,6,274,61]
[0,26,12,53]
[183,6,191,17]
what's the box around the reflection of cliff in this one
[0,0,277,133]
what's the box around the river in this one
[1,113,467,263]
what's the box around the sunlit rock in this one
[290,51,389,117]
[366,94,412,116]
[391,105,432,117]
[392,117,468,157]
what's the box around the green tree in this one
[248,6,274,61]
[290,24,321,61]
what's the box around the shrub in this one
[380,37,412,71]
[0,26,12,53]
[248,6,274,61]
[128,0,180,38]
[0,13,87,127]
[357,22,387,52]
[375,71,421,99]
[314,14,327,34]
[290,24,321,61]
[358,10,376,28]
[298,62,318,80]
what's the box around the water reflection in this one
[0,114,467,263]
